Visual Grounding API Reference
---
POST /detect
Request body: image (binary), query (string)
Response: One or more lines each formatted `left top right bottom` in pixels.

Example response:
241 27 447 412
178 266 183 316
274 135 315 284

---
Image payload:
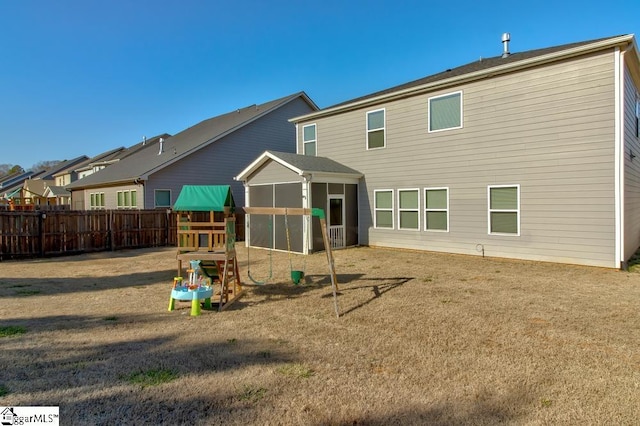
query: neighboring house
74 134 170 180
66 92 318 210
18 156 88 207
238 34 640 269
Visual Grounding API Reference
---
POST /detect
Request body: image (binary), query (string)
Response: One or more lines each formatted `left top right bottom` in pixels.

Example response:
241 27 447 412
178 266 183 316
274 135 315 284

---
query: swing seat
291 270 304 285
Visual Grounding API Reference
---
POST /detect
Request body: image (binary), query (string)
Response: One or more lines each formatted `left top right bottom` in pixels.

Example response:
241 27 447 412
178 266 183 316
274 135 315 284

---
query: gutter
290 35 635 123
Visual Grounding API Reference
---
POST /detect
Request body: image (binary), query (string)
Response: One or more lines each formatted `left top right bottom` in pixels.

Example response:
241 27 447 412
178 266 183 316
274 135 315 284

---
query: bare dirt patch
1 245 639 425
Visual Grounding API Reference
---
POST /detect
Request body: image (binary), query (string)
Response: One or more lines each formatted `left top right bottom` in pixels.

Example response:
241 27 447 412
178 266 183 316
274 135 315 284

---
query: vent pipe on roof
158 138 164 155
501 32 511 58
142 136 147 145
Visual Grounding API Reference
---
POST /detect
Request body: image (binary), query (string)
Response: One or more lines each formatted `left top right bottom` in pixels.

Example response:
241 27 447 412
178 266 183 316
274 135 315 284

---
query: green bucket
291 270 304 285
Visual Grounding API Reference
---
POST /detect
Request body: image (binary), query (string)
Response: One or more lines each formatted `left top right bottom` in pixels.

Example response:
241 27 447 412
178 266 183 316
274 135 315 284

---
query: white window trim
424 187 449 232
302 123 317 156
487 184 520 236
374 189 394 229
155 189 172 208
398 188 420 231
366 108 386 150
428 90 463 133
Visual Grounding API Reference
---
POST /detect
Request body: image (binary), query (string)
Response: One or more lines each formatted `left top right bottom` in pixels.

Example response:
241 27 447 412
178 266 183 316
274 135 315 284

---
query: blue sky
1 0 639 169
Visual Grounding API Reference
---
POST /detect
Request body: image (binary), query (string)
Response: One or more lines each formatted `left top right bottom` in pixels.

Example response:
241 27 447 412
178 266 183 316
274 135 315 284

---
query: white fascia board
290 35 635 123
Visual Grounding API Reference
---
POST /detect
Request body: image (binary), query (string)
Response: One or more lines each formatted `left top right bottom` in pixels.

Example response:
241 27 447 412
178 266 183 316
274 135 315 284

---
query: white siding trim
615 47 623 267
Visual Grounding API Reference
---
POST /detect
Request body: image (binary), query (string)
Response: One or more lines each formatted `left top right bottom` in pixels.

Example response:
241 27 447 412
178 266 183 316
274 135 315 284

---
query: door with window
329 196 345 249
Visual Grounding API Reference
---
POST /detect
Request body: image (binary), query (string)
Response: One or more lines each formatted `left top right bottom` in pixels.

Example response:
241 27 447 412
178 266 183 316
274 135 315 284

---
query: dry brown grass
1 245 639 425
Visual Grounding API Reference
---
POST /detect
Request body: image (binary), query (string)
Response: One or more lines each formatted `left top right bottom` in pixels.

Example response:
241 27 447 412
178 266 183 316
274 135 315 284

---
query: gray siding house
66 92 318 210
241 34 640 268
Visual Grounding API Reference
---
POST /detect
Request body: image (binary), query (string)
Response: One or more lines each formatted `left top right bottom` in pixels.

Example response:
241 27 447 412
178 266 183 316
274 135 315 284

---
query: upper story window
374 189 394 229
398 189 419 230
428 91 463 132
367 109 385 149
303 124 317 156
488 185 520 235
155 189 171 209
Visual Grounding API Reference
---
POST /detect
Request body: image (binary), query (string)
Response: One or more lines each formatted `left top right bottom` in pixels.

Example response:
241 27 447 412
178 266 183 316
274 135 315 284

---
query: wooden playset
168 185 244 314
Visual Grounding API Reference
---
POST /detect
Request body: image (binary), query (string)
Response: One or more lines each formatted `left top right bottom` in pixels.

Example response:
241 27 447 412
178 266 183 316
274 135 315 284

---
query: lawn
0 245 639 425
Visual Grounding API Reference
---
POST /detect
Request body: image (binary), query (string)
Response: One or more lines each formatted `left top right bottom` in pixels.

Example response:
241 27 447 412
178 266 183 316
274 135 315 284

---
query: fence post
39 211 46 256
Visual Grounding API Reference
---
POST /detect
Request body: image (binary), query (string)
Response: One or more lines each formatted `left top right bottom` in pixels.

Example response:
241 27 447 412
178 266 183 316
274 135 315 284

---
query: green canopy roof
172 185 235 212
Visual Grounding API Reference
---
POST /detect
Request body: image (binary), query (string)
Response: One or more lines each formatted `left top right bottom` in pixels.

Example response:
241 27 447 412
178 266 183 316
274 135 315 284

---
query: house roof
291 34 637 122
172 185 235 212
36 156 89 181
67 92 317 190
235 150 363 182
44 186 71 197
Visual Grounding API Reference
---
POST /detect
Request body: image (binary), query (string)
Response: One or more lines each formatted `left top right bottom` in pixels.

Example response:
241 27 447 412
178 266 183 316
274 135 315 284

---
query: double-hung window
155 189 171 209
303 124 317 156
635 96 640 137
117 190 137 209
398 189 419 230
425 187 448 231
367 109 385 149
428 91 462 132
90 192 105 210
488 185 520 235
374 190 394 229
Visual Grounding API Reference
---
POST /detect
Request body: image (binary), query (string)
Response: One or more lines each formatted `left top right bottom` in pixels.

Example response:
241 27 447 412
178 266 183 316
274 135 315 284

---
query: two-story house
236 34 640 269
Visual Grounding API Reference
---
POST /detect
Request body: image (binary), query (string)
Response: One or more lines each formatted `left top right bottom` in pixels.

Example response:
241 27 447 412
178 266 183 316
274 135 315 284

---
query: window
398 189 419 230
155 189 171 208
303 124 316 156
367 109 385 149
90 192 105 209
636 97 640 138
488 185 520 235
374 190 394 229
428 91 462 132
116 190 137 209
425 187 448 231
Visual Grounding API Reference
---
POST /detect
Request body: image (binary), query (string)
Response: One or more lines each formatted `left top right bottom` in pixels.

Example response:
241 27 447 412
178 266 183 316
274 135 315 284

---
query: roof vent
158 138 164 155
142 136 147 145
501 32 511 58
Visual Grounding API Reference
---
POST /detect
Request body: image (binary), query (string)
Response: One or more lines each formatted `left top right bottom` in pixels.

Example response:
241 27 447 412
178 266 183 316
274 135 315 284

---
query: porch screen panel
345 184 358 246
275 183 303 253
311 183 328 252
248 185 273 248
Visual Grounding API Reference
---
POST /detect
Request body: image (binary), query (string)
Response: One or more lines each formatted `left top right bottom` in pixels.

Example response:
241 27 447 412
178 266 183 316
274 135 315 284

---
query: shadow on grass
0 269 175 298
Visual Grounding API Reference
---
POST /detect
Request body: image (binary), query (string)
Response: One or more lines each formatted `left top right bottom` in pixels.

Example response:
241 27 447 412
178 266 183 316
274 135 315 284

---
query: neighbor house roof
43 186 71 197
67 92 317 190
235 150 363 182
291 34 637 122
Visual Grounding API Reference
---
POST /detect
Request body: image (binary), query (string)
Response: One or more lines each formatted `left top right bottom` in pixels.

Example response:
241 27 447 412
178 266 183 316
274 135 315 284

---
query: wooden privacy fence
0 210 245 260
